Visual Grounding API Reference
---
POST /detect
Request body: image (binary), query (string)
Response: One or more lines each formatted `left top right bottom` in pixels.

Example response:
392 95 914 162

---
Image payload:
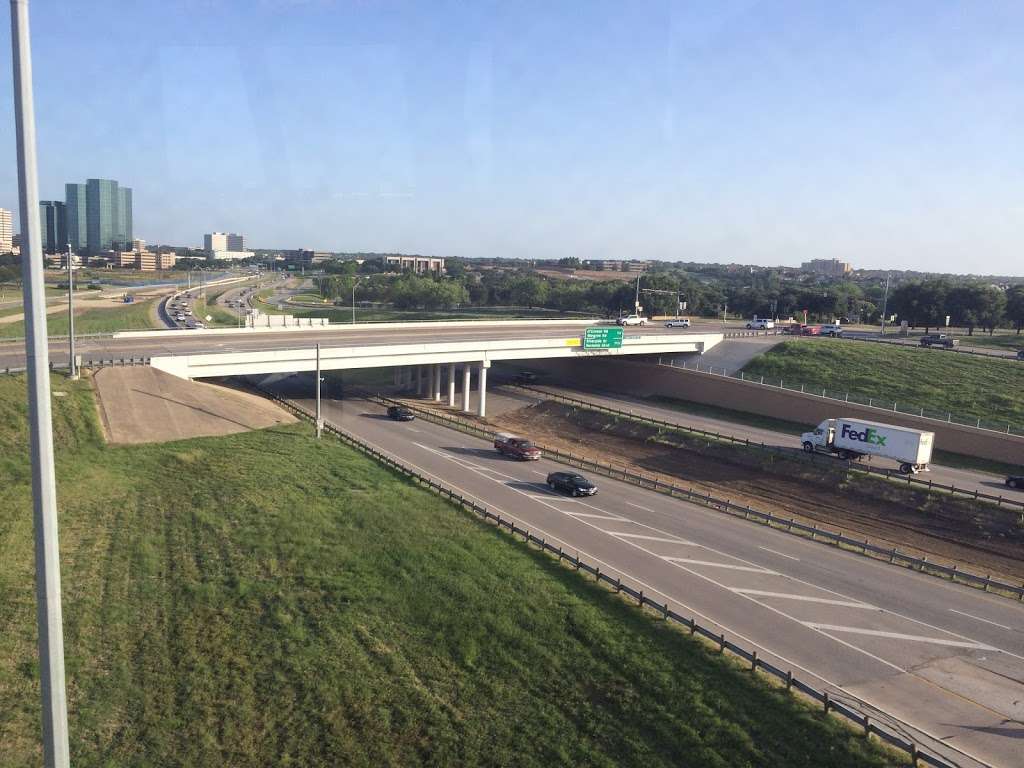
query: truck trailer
800 417 934 474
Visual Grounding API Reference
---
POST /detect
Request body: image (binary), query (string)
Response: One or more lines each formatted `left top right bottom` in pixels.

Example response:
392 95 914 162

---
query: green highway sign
583 327 624 349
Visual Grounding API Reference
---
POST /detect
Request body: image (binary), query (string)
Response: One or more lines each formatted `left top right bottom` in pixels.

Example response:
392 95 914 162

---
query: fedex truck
801 417 934 474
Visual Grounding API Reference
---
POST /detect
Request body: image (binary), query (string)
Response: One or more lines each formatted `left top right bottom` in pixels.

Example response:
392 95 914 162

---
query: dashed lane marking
606 532 697 545
757 546 800 561
803 624 997 650
564 511 628 522
625 502 656 513
948 609 1013 631
664 558 777 574
734 590 876 609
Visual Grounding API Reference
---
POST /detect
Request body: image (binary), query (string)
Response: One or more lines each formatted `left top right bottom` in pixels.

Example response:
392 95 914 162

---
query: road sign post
583 327 624 350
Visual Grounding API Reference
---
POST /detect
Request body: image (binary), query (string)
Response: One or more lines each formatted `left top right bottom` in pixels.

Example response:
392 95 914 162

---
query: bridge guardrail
254 383 955 768
370 390 1024 602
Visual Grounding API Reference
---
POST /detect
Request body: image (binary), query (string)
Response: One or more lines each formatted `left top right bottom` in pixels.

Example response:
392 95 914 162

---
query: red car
494 433 542 460
801 325 823 336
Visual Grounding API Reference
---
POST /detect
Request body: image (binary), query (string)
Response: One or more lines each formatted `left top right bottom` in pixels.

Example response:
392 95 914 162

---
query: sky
0 0 1021 274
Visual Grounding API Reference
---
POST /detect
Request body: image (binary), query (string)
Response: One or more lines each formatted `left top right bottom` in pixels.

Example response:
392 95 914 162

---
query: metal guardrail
1 357 151 376
376 389 1024 602
658 355 1024 438
839 331 1020 361
257 385 954 768
516 384 1024 514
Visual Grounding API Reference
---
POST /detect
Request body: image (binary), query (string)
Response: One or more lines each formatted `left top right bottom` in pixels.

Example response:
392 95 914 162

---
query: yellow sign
564 337 581 347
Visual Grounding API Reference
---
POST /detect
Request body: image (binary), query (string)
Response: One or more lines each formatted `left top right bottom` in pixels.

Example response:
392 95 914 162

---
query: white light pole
351 280 357 324
10 0 71 764
879 273 891 337
315 343 323 439
66 245 76 380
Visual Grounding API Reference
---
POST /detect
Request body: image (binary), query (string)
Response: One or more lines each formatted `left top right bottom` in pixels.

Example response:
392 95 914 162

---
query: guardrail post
750 650 757 671
984 576 991 592
718 634 726 653
863 715 870 735
785 670 792 691
689 618 696 635
637 589 644 606
823 692 830 714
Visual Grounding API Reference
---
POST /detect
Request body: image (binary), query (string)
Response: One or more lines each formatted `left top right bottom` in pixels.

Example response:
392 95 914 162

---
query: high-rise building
65 183 87 252
64 178 132 254
801 258 852 277
0 208 12 253
39 201 67 254
225 233 244 251
204 232 228 252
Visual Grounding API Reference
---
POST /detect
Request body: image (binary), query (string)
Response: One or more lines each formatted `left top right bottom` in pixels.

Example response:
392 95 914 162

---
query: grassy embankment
0 374 900 767
741 339 1024 431
0 297 161 338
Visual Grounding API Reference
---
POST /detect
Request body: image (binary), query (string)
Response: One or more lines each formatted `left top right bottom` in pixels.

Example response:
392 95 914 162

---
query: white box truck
801 417 934 474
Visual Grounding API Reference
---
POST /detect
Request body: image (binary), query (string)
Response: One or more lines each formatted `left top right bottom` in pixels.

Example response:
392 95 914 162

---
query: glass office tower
39 201 67 254
65 179 134 254
65 183 87 253
116 187 133 251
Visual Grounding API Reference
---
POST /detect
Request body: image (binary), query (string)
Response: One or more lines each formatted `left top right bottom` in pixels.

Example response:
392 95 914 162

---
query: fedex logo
840 423 887 446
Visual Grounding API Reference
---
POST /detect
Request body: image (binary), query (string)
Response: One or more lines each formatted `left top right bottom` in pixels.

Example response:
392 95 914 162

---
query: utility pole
633 274 641 313
315 343 323 439
351 280 357 324
66 245 76 380
10 1 71 765
641 287 686 320
879 273 891 337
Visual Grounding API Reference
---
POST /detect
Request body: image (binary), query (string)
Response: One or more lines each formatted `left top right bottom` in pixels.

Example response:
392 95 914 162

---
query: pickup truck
616 314 648 326
494 433 541 460
919 334 958 348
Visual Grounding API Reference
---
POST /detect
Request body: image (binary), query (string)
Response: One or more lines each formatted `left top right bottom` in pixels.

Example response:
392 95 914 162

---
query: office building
226 233 243 251
382 254 445 274
0 208 12 253
205 231 245 253
132 238 146 253
801 258 852 277
39 201 67 254
65 183 87 252
63 178 133 254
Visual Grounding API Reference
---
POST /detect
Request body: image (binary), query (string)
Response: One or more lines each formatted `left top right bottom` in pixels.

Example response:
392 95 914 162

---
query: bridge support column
432 364 442 401
426 364 434 398
478 361 489 418
416 366 424 396
447 364 456 407
462 365 471 412
393 368 401 387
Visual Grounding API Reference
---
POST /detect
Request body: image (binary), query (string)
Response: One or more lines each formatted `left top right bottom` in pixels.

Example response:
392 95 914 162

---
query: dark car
546 471 597 497
1007 475 1024 490
387 405 415 422
1016 350 1024 361
516 370 539 384
494 433 541 460
919 334 958 348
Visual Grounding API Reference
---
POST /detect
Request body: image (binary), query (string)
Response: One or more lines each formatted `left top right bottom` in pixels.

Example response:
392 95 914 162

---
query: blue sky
0 0 1021 273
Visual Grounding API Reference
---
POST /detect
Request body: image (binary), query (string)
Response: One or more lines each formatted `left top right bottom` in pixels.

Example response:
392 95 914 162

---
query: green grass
0 298 161 338
192 296 239 327
950 333 1024 351
0 374 901 768
741 340 1024 430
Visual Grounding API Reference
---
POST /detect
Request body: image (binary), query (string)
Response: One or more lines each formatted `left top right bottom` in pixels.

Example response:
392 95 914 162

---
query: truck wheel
802 442 814 453
837 449 850 460
899 463 913 475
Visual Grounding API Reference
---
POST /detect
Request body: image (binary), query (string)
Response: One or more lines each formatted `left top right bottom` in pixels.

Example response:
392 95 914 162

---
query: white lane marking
526 494 584 503
626 501 656 513
804 624 997 651
606 532 697 545
735 590 875 609
948 609 1013 631
757 546 800 561
407 428 422 433
664 558 777 574
531 470 547 477
564 511 628 522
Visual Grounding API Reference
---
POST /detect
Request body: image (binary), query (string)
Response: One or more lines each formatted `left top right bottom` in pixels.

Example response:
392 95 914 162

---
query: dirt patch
490 400 1024 582
93 367 295 444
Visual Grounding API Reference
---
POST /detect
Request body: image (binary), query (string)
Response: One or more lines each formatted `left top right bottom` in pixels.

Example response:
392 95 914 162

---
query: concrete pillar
416 366 424 396
478 362 488 418
433 364 442 401
447 364 456 407
393 367 401 387
462 364 471 412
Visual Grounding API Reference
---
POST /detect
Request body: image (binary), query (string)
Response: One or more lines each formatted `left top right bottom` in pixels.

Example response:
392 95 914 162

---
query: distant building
801 258 852 277
39 201 67 254
383 254 445 275
0 208 13 253
114 250 176 271
62 178 132 254
584 259 650 273
225 233 244 251
295 249 334 265
132 238 146 253
204 232 250 260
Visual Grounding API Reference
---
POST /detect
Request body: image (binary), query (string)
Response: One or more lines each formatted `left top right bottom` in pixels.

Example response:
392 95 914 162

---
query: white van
820 323 843 337
746 319 774 330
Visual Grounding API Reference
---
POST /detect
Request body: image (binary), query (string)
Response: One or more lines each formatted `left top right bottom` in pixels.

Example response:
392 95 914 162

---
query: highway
266 375 1024 768
486 380 1024 502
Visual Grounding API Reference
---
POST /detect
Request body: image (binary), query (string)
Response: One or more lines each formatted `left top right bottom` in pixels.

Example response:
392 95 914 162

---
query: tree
1006 285 1024 335
888 279 949 333
557 257 580 268
947 284 1005 336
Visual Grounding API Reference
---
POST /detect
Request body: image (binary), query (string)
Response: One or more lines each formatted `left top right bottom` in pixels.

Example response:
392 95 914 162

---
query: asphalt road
269 376 1023 768
842 331 1021 361
486 380 1024 502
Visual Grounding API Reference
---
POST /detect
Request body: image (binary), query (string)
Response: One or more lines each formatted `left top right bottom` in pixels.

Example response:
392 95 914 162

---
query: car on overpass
1007 475 1024 489
919 334 958 348
745 319 774 330
665 318 691 328
1016 349 1024 361
494 433 541 461
820 323 844 337
546 471 597 497
387 405 415 421
616 314 648 326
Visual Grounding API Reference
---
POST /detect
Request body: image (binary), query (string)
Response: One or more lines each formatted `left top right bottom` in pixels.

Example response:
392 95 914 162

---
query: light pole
66 245 76 380
879 273 891 336
10 0 71 764
351 280 357 324
641 287 687 320
315 343 323 439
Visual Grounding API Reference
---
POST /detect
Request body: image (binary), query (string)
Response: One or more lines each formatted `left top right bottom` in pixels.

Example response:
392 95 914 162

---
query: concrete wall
526 358 1024 465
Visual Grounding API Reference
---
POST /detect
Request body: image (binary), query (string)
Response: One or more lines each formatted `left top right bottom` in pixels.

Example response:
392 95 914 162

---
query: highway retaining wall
524 358 1024 466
